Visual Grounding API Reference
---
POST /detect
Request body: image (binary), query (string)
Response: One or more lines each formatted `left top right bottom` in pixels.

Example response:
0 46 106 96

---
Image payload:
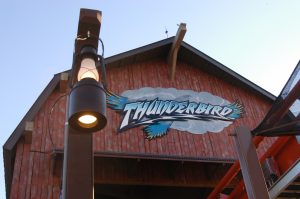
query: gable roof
3 37 275 198
105 37 275 101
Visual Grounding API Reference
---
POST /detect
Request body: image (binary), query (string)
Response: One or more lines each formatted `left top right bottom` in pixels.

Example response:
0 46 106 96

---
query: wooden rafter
24 121 34 144
168 23 187 80
59 72 69 93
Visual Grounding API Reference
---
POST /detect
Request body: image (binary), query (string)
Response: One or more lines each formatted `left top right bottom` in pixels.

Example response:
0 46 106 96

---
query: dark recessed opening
94 184 213 199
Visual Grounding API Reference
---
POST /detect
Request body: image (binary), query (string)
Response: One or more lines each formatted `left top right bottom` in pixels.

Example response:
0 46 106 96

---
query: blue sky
1 1 300 197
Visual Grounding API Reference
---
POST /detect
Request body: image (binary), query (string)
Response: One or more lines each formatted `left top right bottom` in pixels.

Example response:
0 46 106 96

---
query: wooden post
233 126 270 199
59 73 69 93
62 94 94 199
62 9 102 199
64 127 94 199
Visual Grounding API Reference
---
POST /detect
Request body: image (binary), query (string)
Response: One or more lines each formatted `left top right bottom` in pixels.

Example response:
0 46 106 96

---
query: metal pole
233 126 270 199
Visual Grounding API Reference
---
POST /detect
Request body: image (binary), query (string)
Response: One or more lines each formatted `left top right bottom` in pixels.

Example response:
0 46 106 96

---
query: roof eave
180 42 275 101
3 37 277 198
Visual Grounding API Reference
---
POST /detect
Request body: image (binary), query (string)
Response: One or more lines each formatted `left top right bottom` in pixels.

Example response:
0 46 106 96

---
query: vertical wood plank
10 140 24 199
9 58 278 199
18 142 30 199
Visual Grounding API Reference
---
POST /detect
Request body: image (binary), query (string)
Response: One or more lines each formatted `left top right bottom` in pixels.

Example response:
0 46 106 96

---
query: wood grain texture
93 58 275 158
10 94 63 199
10 58 275 198
93 157 233 188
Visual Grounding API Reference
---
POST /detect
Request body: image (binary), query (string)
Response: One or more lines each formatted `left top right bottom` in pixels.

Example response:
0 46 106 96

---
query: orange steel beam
227 136 291 198
228 180 244 199
207 161 240 199
207 136 264 199
211 69 300 198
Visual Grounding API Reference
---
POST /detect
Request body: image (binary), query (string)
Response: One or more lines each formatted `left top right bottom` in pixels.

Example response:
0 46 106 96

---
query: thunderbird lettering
107 88 244 139
120 98 239 130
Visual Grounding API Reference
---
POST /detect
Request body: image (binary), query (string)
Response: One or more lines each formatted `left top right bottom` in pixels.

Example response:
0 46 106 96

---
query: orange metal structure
209 135 300 198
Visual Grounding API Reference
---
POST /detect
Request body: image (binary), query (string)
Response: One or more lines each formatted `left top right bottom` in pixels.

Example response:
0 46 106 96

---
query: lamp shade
68 78 107 133
77 57 99 81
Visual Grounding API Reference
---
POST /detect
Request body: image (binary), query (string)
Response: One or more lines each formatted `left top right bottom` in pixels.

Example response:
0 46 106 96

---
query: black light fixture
68 42 107 133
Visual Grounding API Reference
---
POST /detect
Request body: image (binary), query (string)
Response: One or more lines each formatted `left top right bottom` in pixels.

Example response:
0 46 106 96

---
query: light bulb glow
77 58 99 81
78 114 97 125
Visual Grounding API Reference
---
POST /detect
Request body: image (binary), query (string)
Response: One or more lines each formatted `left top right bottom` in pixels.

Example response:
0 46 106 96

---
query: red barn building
3 15 300 199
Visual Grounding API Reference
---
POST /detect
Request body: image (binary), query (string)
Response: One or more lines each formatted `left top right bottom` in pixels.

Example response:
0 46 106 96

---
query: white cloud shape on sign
121 87 233 134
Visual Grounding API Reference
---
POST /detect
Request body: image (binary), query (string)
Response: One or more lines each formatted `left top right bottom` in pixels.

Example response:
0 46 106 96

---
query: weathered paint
10 58 275 198
95 59 275 158
10 92 63 199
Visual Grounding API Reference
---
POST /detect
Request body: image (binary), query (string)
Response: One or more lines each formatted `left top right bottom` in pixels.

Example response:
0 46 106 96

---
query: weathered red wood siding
10 91 64 199
96 58 275 158
10 58 275 198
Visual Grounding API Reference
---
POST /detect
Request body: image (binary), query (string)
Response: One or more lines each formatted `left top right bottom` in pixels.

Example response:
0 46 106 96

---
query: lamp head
68 78 107 133
68 9 107 133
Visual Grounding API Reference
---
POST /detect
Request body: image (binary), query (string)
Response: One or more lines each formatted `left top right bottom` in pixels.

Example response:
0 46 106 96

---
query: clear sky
1 1 300 197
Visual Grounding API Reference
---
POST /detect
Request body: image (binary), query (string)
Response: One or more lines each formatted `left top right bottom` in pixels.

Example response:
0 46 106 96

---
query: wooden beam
59 72 69 93
93 158 234 188
168 23 187 80
24 121 33 144
55 153 235 188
